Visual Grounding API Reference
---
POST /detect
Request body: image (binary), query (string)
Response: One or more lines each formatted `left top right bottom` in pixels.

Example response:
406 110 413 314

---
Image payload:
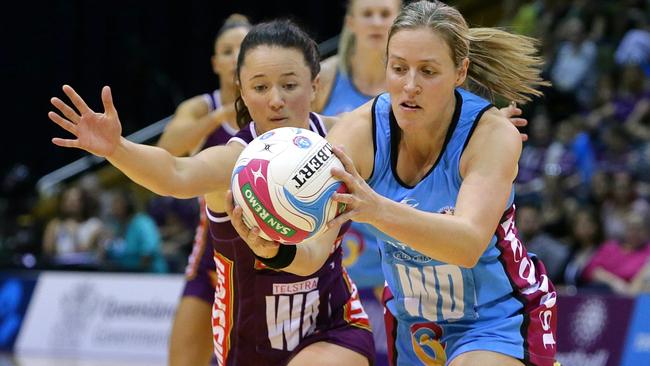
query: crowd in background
505 0 650 295
1 0 649 294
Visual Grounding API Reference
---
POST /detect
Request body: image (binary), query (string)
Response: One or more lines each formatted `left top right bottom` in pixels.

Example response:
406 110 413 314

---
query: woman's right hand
214 103 237 126
49 85 122 158
224 190 281 259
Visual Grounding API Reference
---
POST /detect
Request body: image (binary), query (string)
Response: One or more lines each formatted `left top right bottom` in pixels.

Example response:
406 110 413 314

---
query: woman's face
386 27 467 131
212 27 249 87
347 0 400 50
238 46 317 132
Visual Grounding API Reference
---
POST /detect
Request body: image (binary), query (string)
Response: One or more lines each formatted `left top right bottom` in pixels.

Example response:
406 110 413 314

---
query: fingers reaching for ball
328 145 384 228
225 190 280 258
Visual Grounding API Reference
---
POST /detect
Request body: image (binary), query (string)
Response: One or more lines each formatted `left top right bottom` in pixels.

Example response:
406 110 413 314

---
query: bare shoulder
471 108 522 149
461 107 522 177
175 94 210 116
314 55 340 113
320 55 339 78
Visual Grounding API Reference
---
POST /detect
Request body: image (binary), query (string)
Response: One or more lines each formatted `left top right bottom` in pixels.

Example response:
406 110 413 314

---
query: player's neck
220 85 237 105
400 99 456 164
349 47 385 95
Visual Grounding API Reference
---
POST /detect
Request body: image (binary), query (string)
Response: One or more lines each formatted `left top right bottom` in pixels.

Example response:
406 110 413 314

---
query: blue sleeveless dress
365 90 558 366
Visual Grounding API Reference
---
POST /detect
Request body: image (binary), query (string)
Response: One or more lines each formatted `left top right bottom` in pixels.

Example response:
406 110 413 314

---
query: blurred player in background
159 14 251 366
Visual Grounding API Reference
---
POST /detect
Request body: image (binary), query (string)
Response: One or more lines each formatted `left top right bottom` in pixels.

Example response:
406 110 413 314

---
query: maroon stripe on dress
495 205 558 366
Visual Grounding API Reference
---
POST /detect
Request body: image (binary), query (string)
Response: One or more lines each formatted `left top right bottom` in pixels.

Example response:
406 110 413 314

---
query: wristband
255 243 297 269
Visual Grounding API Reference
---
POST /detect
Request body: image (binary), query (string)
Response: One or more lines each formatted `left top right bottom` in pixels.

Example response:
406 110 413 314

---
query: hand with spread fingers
328 145 384 229
48 85 122 157
224 190 280 259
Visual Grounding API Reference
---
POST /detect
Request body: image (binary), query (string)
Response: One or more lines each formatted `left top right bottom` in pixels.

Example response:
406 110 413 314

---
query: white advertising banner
14 271 185 361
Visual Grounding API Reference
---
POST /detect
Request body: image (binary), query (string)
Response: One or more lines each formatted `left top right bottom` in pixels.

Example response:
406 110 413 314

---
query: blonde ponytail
466 28 549 103
389 0 549 104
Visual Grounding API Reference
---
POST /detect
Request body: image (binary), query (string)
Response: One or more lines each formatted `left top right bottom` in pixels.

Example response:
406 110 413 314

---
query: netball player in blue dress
228 1 558 365
48 20 374 366
158 14 250 366
314 4 527 363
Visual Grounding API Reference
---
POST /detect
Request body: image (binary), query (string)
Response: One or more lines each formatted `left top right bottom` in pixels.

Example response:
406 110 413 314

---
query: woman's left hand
328 145 383 228
224 190 281 258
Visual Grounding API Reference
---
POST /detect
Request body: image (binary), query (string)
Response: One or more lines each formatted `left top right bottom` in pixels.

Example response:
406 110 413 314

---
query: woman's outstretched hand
49 85 122 157
328 145 382 229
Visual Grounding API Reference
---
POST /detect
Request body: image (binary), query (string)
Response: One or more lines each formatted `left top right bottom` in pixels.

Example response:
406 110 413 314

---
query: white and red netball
231 127 347 244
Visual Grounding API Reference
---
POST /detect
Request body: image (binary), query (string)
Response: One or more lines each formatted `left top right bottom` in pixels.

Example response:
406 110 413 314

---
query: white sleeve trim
312 113 327 134
227 137 248 147
205 205 231 223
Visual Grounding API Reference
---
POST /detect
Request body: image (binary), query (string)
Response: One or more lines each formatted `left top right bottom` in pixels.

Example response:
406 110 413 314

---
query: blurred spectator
612 65 649 123
78 172 113 221
544 117 584 192
624 97 650 142
42 185 105 266
586 170 612 212
517 203 570 283
582 211 650 295
516 110 553 203
587 65 649 133
539 175 573 239
548 17 597 114
628 260 650 295
102 189 168 273
630 142 650 197
563 207 603 286
614 7 650 68
600 171 649 241
596 124 633 173
146 196 199 271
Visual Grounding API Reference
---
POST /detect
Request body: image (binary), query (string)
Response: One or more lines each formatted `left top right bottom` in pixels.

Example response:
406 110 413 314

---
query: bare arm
48 85 237 198
329 109 521 268
626 260 650 295
224 191 340 276
591 267 632 295
158 96 235 156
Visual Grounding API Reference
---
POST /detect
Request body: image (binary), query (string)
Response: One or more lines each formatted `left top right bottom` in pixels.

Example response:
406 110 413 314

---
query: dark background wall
1 0 353 181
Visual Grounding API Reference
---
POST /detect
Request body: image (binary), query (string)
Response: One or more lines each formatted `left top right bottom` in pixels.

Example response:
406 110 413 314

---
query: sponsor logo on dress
272 278 319 295
392 250 432 264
